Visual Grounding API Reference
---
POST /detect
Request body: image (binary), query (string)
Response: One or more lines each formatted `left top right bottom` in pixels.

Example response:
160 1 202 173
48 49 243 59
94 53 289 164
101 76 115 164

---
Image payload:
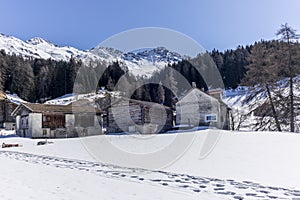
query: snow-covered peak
91 46 123 58
26 37 55 47
89 46 123 61
0 33 108 63
122 47 182 64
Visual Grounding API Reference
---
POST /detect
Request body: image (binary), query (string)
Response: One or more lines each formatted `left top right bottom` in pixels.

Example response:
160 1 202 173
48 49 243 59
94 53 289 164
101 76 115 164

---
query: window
42 129 48 136
205 114 217 122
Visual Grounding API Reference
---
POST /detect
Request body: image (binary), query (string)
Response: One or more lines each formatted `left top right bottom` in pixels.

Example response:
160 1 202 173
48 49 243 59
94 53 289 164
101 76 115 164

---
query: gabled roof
104 97 172 111
23 103 73 113
177 87 218 103
12 103 101 116
177 87 231 109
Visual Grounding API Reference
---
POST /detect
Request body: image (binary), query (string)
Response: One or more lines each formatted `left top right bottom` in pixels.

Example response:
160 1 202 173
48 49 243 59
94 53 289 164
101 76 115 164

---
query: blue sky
1 0 300 51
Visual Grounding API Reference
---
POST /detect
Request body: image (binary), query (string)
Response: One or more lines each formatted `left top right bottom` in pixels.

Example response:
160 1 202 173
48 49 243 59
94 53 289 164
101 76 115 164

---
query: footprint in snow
1 150 300 200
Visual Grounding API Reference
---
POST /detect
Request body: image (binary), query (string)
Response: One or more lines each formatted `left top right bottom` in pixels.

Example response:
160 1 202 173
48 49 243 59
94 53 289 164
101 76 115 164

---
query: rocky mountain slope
0 33 182 77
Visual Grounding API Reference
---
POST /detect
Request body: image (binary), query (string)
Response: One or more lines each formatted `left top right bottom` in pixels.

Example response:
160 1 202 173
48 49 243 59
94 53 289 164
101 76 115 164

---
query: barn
102 97 173 134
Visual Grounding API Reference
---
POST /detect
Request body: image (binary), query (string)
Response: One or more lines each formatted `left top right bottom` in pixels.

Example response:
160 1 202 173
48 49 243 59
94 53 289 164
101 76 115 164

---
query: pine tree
9 59 35 101
33 59 56 102
0 50 7 92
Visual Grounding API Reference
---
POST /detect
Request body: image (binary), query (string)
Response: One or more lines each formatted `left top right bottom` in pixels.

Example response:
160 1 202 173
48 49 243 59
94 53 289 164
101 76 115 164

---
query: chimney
192 82 196 88
207 88 223 101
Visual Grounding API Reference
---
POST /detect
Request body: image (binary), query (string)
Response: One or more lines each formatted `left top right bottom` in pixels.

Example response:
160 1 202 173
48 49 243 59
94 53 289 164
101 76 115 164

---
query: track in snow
0 150 299 200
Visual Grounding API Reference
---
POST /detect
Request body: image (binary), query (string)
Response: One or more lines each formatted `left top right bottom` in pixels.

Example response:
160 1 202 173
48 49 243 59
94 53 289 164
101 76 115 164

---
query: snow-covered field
1 130 300 199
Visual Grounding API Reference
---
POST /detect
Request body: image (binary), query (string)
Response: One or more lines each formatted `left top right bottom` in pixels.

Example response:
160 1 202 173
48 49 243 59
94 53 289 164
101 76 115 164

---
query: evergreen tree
0 50 7 92
33 59 55 102
8 59 35 101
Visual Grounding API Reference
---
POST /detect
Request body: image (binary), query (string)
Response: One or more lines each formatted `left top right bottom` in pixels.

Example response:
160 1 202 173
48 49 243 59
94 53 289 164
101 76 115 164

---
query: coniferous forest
0 45 251 102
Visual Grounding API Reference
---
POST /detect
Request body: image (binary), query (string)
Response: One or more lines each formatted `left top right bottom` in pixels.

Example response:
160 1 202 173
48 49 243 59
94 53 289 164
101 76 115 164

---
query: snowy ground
0 130 300 199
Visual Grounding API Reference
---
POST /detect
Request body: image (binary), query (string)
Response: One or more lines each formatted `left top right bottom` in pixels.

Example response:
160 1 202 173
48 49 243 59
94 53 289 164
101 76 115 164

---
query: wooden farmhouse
0 92 18 130
176 87 230 129
12 103 102 138
100 97 173 134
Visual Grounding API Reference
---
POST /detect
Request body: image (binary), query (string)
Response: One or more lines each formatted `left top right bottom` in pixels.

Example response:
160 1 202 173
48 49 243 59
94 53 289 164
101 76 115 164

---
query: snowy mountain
0 33 183 77
122 47 182 64
0 33 103 63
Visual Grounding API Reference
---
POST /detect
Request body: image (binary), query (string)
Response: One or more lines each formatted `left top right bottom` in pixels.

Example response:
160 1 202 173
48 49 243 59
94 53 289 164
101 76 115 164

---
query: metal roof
12 102 101 116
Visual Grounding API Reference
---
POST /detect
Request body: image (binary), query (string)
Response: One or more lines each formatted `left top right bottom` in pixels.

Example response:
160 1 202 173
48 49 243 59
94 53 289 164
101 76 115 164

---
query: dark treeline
210 45 252 89
0 40 291 104
0 49 221 104
0 49 82 102
129 59 208 107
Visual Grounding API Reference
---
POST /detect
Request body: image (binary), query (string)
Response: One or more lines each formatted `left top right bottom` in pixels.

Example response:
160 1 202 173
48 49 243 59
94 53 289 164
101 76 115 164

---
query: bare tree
242 41 282 131
276 23 300 132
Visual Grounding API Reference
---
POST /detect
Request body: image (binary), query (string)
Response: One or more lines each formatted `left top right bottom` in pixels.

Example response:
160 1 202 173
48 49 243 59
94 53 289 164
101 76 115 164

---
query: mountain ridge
0 33 183 77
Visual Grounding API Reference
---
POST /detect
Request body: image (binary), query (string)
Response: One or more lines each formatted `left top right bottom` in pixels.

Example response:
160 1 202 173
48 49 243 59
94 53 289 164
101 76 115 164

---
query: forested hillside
0 50 82 102
0 46 250 102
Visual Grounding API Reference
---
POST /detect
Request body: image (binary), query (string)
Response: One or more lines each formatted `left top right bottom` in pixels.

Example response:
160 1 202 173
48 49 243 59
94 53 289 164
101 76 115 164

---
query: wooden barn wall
107 102 142 133
107 100 173 134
